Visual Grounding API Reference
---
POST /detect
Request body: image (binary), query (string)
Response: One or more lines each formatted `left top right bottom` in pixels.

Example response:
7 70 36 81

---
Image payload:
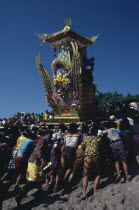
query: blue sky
0 0 139 118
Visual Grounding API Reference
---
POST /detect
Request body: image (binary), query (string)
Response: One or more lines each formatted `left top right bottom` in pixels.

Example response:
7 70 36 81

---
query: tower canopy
36 19 98 48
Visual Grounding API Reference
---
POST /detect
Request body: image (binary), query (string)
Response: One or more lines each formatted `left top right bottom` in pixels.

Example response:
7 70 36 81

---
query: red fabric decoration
62 109 70 114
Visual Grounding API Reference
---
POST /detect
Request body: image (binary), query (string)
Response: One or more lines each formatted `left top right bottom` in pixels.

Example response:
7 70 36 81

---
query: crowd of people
0 110 54 128
0 102 139 208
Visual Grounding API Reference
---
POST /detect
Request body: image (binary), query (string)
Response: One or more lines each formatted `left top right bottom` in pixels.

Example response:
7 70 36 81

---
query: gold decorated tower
36 19 98 122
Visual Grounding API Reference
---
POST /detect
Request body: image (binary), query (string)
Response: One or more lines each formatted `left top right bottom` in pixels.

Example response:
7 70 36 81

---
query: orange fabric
114 120 121 129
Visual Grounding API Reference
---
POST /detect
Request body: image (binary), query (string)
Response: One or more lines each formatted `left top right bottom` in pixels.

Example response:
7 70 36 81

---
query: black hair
23 130 36 140
105 121 117 129
68 123 78 133
90 127 98 136
38 130 47 136
59 124 67 132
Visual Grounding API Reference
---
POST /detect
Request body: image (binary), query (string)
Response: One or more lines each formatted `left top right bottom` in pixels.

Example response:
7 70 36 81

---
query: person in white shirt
103 122 129 182
55 123 81 191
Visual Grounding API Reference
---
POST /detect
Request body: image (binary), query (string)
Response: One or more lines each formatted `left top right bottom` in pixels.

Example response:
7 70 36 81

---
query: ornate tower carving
36 19 98 122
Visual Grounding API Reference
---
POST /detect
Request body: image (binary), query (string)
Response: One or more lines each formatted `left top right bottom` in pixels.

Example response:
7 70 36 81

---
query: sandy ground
2 172 139 210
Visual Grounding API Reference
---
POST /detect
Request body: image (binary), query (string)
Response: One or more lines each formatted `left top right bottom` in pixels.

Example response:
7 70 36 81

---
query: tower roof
36 20 98 47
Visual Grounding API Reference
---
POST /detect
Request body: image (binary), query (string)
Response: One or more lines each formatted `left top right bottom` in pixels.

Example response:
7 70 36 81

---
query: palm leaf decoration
36 54 64 106
70 42 81 98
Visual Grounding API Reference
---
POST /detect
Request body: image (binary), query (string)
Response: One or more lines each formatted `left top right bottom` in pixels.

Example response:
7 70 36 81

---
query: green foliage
124 93 139 102
97 91 139 108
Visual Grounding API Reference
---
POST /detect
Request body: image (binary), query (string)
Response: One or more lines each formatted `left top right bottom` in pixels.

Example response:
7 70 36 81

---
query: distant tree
124 93 139 102
134 94 139 101
97 91 124 108
124 93 134 102
97 91 139 109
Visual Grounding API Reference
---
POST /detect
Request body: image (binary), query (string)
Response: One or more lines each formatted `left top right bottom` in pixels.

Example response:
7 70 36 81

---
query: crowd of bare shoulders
0 102 139 208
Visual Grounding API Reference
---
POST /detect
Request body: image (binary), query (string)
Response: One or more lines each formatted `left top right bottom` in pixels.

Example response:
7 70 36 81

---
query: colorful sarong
132 134 139 156
111 139 127 162
26 162 41 182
